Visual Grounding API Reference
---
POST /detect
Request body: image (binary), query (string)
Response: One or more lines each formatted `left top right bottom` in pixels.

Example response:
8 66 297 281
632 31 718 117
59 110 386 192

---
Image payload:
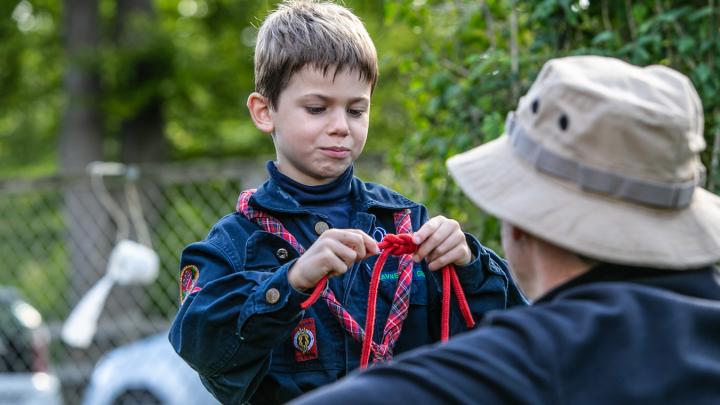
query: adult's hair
254 0 379 109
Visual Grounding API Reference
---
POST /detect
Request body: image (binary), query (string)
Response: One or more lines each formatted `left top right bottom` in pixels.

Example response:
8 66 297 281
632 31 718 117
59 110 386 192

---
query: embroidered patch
179 265 201 303
292 318 318 362
372 226 387 243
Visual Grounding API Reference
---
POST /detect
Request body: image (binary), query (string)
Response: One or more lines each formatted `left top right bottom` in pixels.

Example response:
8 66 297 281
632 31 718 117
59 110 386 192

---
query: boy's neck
267 161 353 205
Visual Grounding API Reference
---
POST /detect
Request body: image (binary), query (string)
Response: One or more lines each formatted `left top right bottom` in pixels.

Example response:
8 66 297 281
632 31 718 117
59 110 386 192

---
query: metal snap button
265 288 280 304
314 221 330 235
276 248 289 260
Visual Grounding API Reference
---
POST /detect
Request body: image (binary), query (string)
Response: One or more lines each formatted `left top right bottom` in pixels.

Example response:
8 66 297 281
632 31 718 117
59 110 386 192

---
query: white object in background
106 240 159 286
86 161 127 177
61 276 114 349
62 240 160 349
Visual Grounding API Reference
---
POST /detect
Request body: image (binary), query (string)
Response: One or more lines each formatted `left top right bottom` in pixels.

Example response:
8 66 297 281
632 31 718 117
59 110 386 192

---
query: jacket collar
536 263 719 304
248 172 418 214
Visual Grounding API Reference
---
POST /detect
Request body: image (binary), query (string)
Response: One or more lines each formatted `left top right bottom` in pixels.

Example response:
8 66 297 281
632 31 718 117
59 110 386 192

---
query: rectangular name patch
292 317 318 362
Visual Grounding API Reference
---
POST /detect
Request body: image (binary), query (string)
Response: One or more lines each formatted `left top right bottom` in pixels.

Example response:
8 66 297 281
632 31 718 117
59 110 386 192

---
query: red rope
439 267 476 341
441 266 451 342
450 267 475 331
300 277 326 310
360 234 416 368
299 233 476 365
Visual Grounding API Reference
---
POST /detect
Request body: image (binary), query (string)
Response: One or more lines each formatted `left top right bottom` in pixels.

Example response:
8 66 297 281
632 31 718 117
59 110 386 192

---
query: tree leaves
386 0 720 252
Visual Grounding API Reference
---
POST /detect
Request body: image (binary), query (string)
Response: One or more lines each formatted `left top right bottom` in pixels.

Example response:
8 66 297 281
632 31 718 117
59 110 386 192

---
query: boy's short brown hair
254 0 378 109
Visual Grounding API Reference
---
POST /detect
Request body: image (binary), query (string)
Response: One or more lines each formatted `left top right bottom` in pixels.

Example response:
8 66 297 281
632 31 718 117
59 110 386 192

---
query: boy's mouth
320 146 351 159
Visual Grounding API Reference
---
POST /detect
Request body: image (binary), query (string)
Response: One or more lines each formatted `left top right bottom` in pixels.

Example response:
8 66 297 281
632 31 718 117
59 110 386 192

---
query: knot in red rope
299 233 476 369
377 233 417 255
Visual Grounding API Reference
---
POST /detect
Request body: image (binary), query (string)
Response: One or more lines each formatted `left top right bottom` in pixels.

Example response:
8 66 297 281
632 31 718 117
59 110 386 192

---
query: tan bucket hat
447 55 720 269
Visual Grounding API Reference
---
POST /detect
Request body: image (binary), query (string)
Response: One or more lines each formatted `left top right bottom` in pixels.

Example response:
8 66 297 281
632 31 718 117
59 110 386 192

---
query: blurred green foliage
385 0 720 253
0 189 68 315
0 0 409 175
1 0 718 254
0 0 62 177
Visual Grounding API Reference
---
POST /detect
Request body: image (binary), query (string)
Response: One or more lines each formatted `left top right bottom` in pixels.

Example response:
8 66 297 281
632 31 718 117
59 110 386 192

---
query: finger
427 244 469 271
324 252 351 277
413 217 454 262
325 238 360 268
426 231 467 263
335 230 367 259
411 217 443 262
329 229 379 259
352 229 380 257
411 216 443 246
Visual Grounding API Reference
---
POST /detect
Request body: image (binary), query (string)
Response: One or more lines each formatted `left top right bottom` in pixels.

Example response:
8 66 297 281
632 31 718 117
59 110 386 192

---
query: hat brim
447 135 720 269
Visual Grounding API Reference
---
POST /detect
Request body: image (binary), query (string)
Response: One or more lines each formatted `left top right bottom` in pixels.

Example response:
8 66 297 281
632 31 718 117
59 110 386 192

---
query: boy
169 1 524 404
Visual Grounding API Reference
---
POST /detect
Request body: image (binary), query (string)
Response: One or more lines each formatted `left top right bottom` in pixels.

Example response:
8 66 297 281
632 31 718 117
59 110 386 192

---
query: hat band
506 112 697 209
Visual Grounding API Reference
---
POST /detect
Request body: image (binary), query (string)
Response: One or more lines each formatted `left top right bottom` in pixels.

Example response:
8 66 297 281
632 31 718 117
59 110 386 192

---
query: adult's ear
247 92 274 133
511 224 527 241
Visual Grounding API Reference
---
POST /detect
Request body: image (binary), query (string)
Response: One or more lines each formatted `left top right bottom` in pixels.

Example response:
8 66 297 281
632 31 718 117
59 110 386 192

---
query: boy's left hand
411 215 472 271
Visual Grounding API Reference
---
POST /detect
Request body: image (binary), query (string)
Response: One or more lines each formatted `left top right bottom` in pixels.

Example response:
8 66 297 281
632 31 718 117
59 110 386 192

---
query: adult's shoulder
484 284 635 337
479 283 655 373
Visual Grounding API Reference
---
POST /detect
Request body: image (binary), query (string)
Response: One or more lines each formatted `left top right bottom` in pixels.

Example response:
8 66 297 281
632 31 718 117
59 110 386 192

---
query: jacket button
314 221 330 235
265 288 280 304
276 248 289 260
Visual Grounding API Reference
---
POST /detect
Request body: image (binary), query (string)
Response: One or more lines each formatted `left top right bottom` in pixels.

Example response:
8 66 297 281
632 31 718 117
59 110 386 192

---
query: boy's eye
348 109 365 118
305 106 325 114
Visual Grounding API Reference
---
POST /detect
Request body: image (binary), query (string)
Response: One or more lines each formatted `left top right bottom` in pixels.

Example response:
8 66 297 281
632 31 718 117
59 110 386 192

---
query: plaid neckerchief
236 189 305 254
236 189 413 365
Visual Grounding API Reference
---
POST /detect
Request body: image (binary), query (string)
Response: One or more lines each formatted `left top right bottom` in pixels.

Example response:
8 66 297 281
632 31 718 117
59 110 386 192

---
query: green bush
386 0 720 254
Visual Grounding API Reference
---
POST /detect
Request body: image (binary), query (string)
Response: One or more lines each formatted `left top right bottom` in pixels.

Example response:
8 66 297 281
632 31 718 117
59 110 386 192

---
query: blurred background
1 0 718 403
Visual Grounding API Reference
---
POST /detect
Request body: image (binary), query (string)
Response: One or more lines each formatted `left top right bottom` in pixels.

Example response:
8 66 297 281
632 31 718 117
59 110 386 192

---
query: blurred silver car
0 287 62 405
81 332 218 405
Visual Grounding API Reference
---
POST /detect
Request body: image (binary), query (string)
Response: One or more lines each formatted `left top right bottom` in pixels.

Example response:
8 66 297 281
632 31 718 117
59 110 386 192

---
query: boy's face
259 66 371 186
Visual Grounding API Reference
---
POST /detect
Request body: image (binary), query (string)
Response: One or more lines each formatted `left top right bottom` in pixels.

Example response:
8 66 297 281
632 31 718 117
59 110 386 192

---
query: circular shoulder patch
179 265 200 303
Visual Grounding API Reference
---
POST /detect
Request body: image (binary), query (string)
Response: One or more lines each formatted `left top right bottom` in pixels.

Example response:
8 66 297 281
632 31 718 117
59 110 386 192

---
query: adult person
291 55 720 404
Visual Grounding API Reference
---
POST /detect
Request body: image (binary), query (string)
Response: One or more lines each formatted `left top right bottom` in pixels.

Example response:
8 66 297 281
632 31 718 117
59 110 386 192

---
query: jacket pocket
242 231 300 271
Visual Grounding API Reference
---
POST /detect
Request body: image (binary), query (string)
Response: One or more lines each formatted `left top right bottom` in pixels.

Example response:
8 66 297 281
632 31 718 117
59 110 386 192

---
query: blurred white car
0 287 62 405
82 332 218 405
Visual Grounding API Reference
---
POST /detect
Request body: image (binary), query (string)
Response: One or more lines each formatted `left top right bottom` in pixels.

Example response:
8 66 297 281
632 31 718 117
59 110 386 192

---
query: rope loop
299 233 476 368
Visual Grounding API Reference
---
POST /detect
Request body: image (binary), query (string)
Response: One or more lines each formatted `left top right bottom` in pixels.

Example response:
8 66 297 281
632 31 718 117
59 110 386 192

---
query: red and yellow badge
179 265 201 303
292 318 318 362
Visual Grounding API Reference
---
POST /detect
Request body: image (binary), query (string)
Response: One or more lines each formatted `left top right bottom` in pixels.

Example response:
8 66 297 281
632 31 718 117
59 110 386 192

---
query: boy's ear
247 92 274 133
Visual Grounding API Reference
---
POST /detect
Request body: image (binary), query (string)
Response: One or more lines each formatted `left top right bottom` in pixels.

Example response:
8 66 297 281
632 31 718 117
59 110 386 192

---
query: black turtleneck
267 161 353 229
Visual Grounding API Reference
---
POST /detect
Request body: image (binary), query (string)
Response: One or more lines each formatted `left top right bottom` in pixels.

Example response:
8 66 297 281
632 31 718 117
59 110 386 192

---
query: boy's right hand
288 229 379 291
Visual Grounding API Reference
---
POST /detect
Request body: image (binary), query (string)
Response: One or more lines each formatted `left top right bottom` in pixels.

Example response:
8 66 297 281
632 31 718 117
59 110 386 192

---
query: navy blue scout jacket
292 265 720 405
169 174 525 404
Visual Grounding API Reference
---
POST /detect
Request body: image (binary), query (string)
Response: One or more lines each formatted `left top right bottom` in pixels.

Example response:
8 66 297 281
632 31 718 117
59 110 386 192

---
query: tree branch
625 0 637 40
601 0 612 32
481 1 496 49
510 0 519 100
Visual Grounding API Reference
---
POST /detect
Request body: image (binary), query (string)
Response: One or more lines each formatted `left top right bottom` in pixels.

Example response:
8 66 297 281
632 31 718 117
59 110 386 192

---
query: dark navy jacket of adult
168 169 525 404
292 265 720 405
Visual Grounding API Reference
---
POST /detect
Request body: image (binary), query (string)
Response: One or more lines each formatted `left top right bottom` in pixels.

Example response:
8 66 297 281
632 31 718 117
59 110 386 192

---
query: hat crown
515 56 705 186
447 55 720 269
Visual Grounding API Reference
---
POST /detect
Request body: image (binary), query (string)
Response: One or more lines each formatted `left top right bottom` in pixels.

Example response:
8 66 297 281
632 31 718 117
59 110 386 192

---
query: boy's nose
327 108 350 136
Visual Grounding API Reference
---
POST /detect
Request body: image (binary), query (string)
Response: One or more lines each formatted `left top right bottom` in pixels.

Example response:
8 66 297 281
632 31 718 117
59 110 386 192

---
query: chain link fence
0 156 392 405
